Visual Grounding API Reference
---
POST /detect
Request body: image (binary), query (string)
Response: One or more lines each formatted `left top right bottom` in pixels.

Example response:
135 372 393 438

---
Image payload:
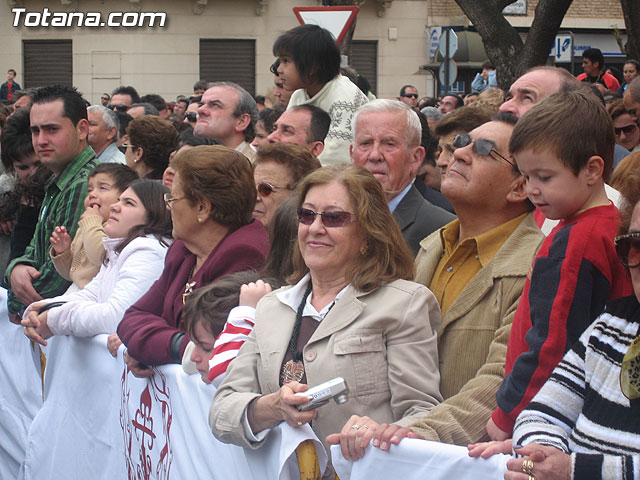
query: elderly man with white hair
350 99 455 254
86 105 125 164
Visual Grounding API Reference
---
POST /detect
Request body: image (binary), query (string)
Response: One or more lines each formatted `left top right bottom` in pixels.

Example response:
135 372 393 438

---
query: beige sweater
50 214 107 288
410 213 544 445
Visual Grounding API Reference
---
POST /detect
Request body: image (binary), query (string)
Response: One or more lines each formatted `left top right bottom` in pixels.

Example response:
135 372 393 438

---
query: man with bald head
499 66 578 117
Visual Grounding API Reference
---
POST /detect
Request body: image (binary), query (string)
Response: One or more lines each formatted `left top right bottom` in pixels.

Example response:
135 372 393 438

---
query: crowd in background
1 24 640 480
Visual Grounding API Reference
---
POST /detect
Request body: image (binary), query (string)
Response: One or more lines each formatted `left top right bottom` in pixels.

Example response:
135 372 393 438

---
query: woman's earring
360 245 368 255
197 216 203 224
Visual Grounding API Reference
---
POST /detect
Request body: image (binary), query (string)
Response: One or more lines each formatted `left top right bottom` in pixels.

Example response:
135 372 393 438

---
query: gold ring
352 424 360 430
528 476 535 480
522 459 534 475
297 421 302 426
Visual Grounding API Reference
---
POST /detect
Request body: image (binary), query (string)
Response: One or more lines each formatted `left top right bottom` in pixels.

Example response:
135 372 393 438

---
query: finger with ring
522 459 534 475
352 424 360 430
528 476 534 480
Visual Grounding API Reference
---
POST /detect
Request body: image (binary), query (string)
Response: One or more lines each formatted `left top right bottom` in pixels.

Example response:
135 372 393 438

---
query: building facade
0 0 629 103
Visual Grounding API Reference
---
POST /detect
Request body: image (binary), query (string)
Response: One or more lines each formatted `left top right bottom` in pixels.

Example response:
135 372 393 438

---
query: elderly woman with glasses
123 115 177 180
211 164 442 478
252 142 321 229
117 145 269 376
468 176 640 479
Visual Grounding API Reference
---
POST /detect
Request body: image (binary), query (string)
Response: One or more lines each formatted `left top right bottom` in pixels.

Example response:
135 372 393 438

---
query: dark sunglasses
615 124 638 136
615 232 640 268
297 207 355 227
185 112 198 122
453 133 516 168
402 93 418 99
101 96 110 101
108 104 129 112
257 181 290 197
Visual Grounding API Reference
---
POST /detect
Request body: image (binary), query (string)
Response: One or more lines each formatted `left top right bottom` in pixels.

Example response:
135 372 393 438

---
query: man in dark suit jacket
351 99 455 254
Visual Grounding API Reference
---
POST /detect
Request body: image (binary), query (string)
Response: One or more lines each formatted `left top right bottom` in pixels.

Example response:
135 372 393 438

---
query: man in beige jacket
371 113 544 447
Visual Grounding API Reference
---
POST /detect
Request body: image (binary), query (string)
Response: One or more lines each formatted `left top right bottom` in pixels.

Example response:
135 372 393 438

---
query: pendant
621 336 640 400
281 359 305 385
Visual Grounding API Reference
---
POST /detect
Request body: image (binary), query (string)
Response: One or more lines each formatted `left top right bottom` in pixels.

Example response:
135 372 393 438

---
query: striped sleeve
208 305 256 386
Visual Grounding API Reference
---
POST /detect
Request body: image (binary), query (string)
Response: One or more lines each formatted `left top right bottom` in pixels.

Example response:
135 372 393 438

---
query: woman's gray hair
87 104 118 130
352 99 422 148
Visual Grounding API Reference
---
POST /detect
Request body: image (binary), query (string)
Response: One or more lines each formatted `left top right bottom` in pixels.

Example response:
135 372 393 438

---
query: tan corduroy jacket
50 215 107 289
410 212 544 445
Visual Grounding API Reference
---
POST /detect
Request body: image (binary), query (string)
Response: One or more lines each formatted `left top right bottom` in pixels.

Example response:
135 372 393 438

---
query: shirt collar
276 273 350 322
387 183 413 213
439 212 528 267
48 146 96 192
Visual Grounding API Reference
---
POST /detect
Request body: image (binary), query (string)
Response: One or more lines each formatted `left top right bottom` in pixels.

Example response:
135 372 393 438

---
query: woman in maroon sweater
117 146 269 375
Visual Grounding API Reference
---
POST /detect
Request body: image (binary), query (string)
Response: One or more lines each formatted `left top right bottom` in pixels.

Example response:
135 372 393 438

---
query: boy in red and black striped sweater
487 89 633 439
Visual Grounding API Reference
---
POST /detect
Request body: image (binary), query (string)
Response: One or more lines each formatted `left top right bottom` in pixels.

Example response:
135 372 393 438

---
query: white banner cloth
0 288 43 479
331 439 509 480
19 332 325 479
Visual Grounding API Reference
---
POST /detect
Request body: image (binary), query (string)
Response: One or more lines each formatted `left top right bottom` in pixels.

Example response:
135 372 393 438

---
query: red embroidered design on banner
120 360 173 480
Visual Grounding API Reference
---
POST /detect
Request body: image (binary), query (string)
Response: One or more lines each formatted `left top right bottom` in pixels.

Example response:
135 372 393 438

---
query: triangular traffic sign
292 6 359 44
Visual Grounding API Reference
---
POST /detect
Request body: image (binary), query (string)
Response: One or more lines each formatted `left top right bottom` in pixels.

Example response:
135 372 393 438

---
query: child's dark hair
1 107 33 171
88 163 139 193
510 89 614 180
272 24 341 85
183 270 277 342
114 179 173 255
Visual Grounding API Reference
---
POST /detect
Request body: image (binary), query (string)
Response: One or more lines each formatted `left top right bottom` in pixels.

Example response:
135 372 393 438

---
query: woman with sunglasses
608 99 640 153
468 176 640 479
117 145 269 377
123 115 177 180
252 142 321 229
211 165 442 478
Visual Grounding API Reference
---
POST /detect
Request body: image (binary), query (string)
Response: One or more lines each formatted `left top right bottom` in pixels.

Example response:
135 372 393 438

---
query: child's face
103 186 147 239
13 153 41 182
515 148 592 220
277 56 304 92
84 173 121 222
189 322 216 383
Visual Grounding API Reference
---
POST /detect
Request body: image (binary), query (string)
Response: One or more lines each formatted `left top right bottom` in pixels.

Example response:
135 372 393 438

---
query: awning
421 30 489 70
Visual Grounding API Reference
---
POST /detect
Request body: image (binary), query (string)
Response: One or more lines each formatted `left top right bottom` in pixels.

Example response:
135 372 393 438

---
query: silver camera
295 377 349 411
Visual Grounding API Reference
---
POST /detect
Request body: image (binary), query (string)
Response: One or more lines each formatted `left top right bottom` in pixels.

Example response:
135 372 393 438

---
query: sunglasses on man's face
297 207 355 227
108 104 129 112
185 112 198 122
615 232 640 268
615 124 638 136
452 133 516 168
402 93 418 99
101 96 110 101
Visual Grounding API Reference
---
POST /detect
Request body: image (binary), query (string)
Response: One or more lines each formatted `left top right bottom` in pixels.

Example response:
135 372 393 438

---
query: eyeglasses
615 124 638 136
453 133 516 168
297 207 355 227
185 112 197 122
402 93 418 99
164 193 186 209
101 96 110 101
118 143 136 154
108 104 129 112
615 232 640 268
257 181 291 197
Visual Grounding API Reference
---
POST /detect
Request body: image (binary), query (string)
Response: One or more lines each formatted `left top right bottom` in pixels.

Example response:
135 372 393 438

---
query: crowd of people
1 23 640 479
